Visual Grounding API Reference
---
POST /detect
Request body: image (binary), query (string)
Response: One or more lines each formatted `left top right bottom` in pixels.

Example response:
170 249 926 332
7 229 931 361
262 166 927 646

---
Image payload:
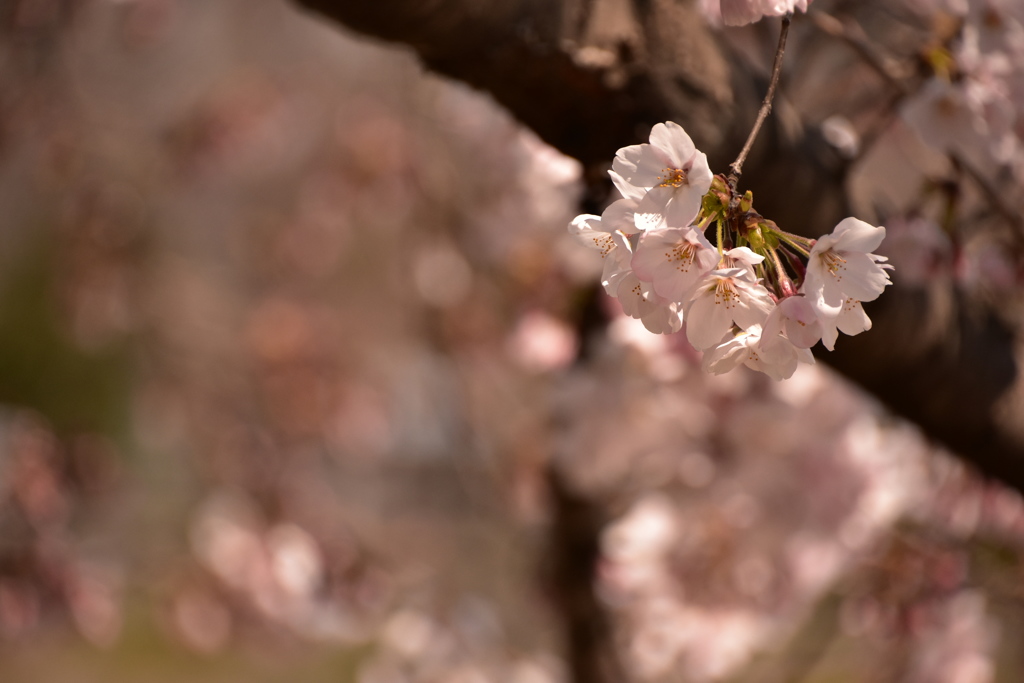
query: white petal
832 217 887 253
641 302 684 334
602 198 641 235
686 287 734 350
701 331 752 374
778 296 822 348
649 122 696 169
634 185 675 231
613 144 672 188
829 251 892 302
662 186 704 229
568 213 602 237
836 298 872 336
686 151 714 192
608 170 646 202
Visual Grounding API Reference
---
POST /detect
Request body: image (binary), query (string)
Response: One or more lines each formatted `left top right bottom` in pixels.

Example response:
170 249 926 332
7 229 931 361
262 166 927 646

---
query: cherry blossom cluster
570 122 892 380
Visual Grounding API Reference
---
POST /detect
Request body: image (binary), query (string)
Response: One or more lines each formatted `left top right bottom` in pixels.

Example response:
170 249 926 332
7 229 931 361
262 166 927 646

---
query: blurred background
2 0 1024 681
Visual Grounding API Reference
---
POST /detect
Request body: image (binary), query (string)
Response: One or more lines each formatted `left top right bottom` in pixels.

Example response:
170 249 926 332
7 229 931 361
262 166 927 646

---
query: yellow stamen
658 167 689 188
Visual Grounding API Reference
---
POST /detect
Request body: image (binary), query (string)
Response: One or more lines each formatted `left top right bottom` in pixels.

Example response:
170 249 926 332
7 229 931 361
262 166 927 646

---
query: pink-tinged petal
662 188 704 229
778 296 822 348
722 246 765 272
615 273 649 318
608 170 646 202
827 251 892 302
686 288 734 349
659 243 718 301
686 152 714 190
816 306 841 351
632 228 717 301
602 198 641 235
630 230 675 281
601 252 632 295
832 217 887 253
731 285 774 330
804 256 854 310
836 298 872 336
613 144 672 188
641 303 684 334
634 185 675 231
755 338 802 380
649 122 696 168
701 330 753 374
568 214 602 237
569 214 620 256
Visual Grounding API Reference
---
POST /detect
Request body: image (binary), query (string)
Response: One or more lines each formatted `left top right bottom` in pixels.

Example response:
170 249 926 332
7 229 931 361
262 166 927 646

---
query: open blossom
685 267 775 350
802 217 892 351
701 323 811 380
617 271 685 334
612 122 713 231
631 226 718 302
765 295 821 349
569 194 644 296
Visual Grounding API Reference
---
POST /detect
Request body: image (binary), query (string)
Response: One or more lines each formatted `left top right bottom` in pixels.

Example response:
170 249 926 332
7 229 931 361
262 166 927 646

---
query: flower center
658 167 689 188
591 233 616 257
666 242 699 271
820 250 847 277
713 277 740 309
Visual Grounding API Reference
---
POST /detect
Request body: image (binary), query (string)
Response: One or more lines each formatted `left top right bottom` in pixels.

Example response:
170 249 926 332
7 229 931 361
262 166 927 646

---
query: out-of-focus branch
545 466 624 683
288 1 1024 493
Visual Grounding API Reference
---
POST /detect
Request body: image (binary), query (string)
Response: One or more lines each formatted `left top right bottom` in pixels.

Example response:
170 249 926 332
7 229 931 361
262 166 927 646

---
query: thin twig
727 14 792 191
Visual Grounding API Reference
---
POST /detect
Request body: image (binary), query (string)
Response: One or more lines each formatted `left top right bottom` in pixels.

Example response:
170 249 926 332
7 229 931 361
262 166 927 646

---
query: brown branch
728 14 791 191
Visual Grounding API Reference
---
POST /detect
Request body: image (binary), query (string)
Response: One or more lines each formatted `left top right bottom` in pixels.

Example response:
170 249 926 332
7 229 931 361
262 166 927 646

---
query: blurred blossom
957 238 1019 293
383 609 438 660
170 587 232 653
0 580 41 638
878 215 953 286
507 311 577 373
190 491 266 592
907 591 998 683
413 243 473 308
67 563 123 647
821 115 860 158
267 523 324 599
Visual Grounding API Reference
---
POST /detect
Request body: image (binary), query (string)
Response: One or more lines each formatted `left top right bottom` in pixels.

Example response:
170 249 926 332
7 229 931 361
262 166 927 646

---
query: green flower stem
774 231 812 257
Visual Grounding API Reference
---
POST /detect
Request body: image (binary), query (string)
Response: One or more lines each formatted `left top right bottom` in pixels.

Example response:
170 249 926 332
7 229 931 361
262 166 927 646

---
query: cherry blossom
617 271 685 334
630 226 719 302
612 122 713 230
569 202 641 296
701 323 810 380
802 218 891 350
685 267 775 350
765 295 822 349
